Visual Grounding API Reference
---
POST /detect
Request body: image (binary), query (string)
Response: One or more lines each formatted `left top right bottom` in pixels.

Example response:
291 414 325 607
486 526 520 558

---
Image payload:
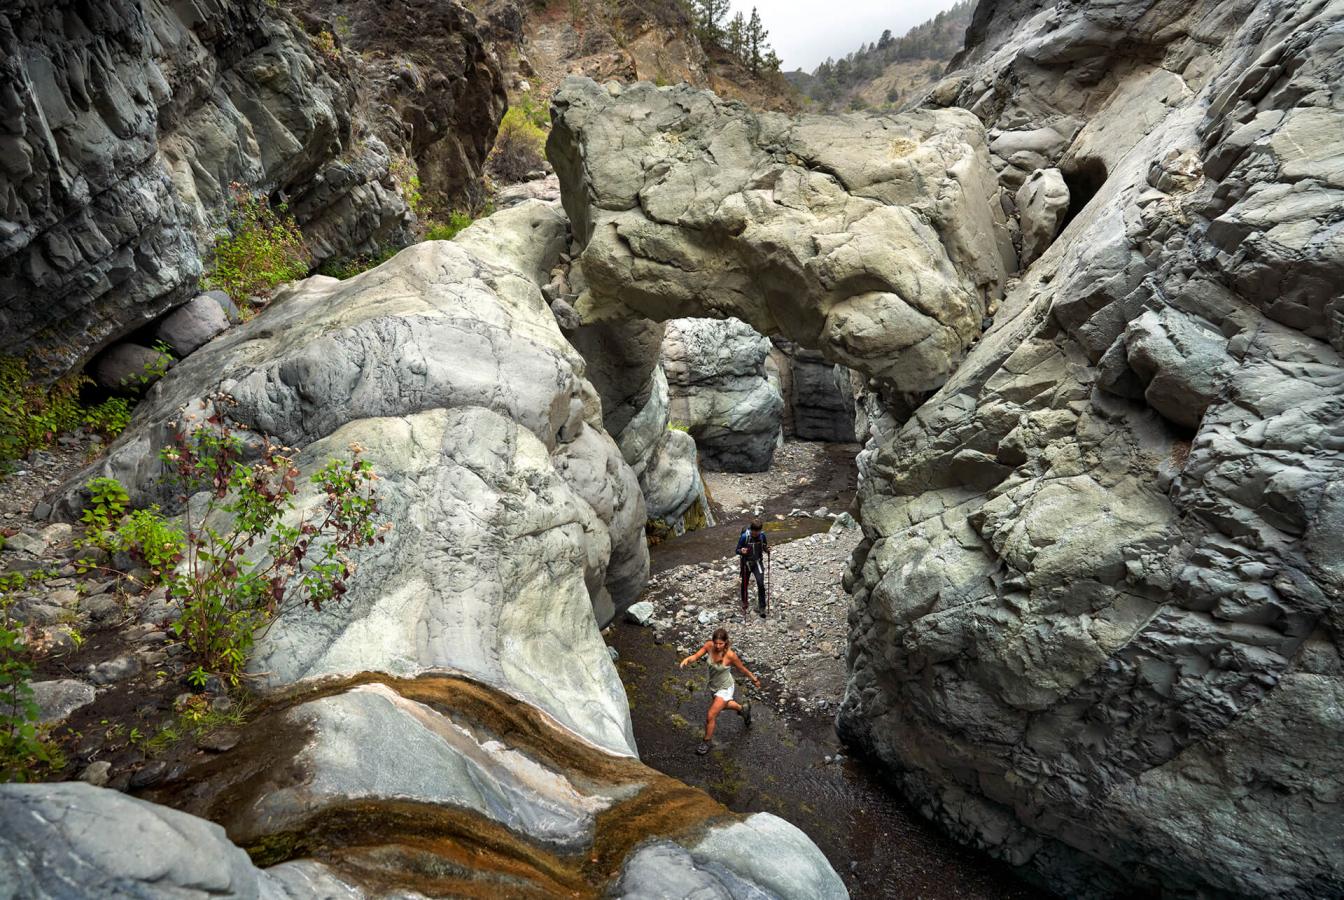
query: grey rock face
568 317 715 534
33 201 839 897
662 318 784 472
29 679 95 724
59 204 647 751
839 1 1344 896
0 782 360 899
0 0 504 377
549 77 1011 398
786 346 857 442
89 343 172 393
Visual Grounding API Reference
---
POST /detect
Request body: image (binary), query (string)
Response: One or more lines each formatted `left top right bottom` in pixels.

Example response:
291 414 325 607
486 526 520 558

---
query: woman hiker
679 627 762 755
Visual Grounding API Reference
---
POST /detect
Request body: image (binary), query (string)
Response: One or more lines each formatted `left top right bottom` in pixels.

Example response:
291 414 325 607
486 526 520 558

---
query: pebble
199 729 241 753
129 760 170 789
79 760 112 787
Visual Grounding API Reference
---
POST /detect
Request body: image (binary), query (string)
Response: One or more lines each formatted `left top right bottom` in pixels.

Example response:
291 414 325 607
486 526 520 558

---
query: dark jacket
737 529 768 564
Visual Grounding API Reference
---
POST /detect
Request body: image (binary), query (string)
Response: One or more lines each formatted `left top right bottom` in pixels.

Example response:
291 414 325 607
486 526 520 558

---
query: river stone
662 317 784 472
625 601 656 626
29 679 96 724
549 76 1011 395
0 782 361 898
154 294 231 357
839 1 1344 896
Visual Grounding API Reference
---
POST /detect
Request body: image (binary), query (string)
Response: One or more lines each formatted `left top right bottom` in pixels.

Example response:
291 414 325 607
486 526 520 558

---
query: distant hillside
480 0 800 113
785 0 973 112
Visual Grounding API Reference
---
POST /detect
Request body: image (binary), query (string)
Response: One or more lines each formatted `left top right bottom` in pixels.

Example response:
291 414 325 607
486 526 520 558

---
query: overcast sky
728 0 966 72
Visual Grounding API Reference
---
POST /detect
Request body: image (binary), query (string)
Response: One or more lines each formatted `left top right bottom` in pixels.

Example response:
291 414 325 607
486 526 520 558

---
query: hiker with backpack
679 627 761 755
736 519 771 617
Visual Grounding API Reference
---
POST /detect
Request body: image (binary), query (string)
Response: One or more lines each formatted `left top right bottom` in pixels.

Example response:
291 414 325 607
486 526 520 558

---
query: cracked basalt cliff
0 0 504 377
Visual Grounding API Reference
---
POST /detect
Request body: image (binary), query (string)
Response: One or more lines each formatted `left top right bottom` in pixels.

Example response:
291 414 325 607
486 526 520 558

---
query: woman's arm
729 651 762 687
679 641 712 669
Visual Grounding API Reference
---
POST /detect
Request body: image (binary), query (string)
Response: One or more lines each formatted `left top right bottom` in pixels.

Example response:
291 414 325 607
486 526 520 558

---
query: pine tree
746 6 768 74
690 0 731 47
727 11 746 60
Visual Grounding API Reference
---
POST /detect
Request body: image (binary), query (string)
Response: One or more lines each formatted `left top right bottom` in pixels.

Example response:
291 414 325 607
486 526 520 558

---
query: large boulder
0 782 360 899
40 202 840 896
841 1 1344 896
661 317 784 472
549 77 1012 398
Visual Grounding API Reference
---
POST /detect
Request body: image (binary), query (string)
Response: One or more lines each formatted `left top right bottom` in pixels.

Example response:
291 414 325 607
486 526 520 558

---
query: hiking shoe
696 741 710 755
741 700 752 728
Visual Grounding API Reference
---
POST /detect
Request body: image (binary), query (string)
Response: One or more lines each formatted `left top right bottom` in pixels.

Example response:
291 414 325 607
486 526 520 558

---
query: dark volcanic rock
0 0 505 377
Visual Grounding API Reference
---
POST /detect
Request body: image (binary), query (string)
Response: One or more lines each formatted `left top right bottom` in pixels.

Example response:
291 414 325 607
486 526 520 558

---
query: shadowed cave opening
1060 156 1109 230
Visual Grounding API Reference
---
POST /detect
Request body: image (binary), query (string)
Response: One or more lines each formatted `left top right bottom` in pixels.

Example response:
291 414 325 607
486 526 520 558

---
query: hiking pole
766 551 772 617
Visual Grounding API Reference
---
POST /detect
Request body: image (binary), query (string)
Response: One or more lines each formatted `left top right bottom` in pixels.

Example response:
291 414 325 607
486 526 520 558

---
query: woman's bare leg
704 696 727 740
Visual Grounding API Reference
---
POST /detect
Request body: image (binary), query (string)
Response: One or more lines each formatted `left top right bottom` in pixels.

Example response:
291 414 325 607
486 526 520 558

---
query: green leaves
203 184 309 308
151 415 385 683
0 583 57 782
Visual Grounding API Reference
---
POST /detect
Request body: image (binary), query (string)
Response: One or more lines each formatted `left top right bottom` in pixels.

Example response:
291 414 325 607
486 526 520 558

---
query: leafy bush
203 183 309 308
487 106 547 184
0 357 135 470
1 574 61 782
145 412 386 683
316 247 398 280
424 211 475 242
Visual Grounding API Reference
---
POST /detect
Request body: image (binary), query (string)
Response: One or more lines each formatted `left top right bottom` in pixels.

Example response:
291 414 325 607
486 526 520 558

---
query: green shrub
424 211 475 242
0 357 135 470
203 183 309 309
316 247 398 280
389 157 429 219
148 411 386 683
487 106 547 184
1 573 62 782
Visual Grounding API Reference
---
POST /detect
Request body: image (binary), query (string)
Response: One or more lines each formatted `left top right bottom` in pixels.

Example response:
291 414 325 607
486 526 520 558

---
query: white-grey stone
1016 167 1069 266
625 600 656 626
29 679 96 724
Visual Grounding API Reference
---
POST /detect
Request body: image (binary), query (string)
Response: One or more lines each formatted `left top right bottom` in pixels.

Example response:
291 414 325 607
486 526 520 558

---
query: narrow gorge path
609 441 1040 899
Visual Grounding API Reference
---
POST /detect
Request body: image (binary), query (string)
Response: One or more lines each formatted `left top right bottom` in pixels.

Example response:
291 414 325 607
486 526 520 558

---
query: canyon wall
837 0 1344 894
